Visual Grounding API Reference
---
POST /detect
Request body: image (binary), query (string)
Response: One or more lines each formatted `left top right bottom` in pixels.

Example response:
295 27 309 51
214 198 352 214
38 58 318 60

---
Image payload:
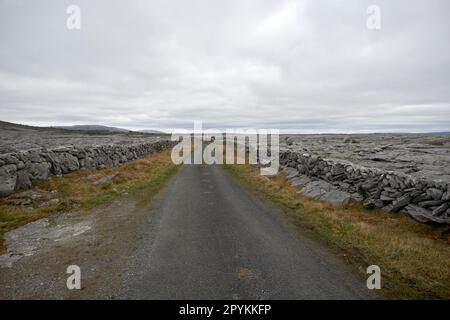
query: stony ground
282 133 450 183
0 121 167 154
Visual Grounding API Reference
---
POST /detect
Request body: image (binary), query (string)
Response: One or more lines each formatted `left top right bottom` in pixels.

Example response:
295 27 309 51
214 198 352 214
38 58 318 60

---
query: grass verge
0 149 179 253
224 163 450 299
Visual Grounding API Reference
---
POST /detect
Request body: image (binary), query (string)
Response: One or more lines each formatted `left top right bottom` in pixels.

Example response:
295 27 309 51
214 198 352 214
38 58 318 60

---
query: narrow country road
118 164 374 299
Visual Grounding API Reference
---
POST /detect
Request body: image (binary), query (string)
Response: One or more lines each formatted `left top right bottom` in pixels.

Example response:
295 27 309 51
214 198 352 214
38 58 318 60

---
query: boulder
319 189 353 205
427 188 443 201
359 181 378 192
15 169 31 190
405 204 450 224
285 169 299 180
298 180 334 199
432 203 448 216
363 198 385 210
0 164 17 196
412 193 430 203
442 191 450 202
1 153 19 164
405 205 433 223
289 175 311 187
388 195 411 212
29 162 50 181
47 152 79 174
282 167 299 179
380 194 394 201
418 200 443 207
445 208 450 217
331 164 345 176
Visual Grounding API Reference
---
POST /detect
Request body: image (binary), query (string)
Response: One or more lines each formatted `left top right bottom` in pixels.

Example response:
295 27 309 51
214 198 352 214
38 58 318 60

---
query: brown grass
225 163 450 299
0 149 179 253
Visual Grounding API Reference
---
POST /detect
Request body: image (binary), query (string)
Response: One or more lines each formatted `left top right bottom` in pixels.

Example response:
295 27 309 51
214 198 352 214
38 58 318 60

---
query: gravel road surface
119 164 375 299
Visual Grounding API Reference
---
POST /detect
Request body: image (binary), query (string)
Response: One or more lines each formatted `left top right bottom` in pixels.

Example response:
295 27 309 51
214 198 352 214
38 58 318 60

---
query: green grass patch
428 140 445 146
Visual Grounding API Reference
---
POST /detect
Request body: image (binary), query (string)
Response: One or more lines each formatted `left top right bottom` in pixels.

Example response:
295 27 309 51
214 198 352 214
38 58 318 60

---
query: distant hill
0 120 64 132
54 125 131 132
1 120 166 135
139 129 165 134
55 125 165 134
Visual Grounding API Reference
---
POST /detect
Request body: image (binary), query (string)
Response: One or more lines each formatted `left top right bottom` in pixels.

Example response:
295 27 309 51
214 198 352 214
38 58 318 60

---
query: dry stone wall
0 140 175 197
280 148 450 224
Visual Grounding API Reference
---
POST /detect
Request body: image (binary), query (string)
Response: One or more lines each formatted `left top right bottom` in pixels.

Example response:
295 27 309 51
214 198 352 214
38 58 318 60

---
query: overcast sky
0 0 449 133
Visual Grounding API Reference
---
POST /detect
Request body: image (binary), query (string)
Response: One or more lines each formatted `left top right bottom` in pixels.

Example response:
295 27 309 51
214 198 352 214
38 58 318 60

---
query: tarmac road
119 164 375 299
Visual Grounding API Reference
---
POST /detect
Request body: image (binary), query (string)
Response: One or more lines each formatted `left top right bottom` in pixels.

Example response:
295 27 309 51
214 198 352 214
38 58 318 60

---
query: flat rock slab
295 179 355 206
319 189 353 205
298 180 334 199
405 204 450 224
0 214 92 268
282 166 299 179
289 175 312 187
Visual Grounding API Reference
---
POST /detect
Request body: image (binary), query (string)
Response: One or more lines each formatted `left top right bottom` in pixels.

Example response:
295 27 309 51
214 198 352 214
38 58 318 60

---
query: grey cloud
0 0 449 132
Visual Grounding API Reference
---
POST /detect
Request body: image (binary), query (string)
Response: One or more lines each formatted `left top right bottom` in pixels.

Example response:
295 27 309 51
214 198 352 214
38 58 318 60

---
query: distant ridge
55 125 164 134
0 121 165 135
140 129 165 134
54 125 130 132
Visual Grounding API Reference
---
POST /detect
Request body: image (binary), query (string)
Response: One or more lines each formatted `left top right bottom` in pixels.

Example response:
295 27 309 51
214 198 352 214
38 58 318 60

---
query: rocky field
282 133 450 183
280 133 450 224
0 121 174 197
0 121 167 154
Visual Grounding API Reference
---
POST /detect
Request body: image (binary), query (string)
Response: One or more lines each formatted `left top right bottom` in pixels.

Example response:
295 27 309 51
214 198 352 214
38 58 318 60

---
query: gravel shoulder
0 194 164 299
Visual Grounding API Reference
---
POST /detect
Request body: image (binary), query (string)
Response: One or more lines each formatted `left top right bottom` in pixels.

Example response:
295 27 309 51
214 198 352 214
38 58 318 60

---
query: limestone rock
432 203 448 216
49 153 79 174
405 205 433 223
363 198 385 210
15 169 31 190
389 195 411 212
282 166 298 178
405 204 450 224
442 191 450 202
289 175 311 187
29 162 50 181
298 180 333 199
427 188 443 201
319 189 353 205
0 164 17 196
94 175 114 186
